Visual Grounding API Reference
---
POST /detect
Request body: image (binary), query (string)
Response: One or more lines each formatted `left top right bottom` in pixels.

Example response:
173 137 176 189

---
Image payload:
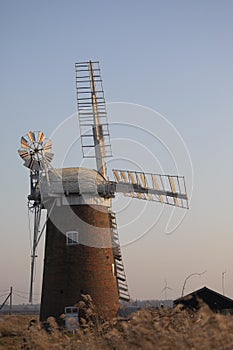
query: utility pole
222 271 226 296
9 286 13 315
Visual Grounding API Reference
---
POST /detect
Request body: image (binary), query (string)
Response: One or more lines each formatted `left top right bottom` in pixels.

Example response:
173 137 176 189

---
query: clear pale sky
0 0 233 304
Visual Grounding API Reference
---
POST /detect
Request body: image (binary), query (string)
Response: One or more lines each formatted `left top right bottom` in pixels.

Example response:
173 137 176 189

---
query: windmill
18 60 188 321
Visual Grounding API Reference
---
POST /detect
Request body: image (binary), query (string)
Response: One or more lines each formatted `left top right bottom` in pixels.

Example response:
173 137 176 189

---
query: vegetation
1 301 233 350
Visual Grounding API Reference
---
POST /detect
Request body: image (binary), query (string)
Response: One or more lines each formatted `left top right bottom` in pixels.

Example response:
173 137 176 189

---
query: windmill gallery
18 61 188 322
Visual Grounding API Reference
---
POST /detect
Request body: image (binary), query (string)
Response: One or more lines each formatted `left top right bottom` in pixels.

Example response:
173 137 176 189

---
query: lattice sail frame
112 169 188 209
75 61 112 178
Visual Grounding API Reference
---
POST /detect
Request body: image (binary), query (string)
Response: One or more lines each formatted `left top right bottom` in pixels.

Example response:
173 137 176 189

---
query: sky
0 0 233 305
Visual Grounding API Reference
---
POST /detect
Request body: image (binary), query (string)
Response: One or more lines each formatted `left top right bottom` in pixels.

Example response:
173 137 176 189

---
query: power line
0 293 9 299
0 288 41 305
14 289 40 296
14 292 30 300
14 290 29 295
13 292 40 303
0 287 12 314
0 294 10 311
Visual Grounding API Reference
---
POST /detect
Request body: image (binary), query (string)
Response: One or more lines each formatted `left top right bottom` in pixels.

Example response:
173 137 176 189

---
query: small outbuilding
174 286 233 314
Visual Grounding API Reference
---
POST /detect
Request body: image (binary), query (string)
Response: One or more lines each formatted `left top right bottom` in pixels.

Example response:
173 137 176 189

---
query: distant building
174 286 233 314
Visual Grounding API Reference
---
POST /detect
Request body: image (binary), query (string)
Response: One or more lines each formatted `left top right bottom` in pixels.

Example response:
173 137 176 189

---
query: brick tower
40 167 120 321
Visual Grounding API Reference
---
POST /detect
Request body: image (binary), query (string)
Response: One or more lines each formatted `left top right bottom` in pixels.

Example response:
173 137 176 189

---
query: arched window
66 231 79 245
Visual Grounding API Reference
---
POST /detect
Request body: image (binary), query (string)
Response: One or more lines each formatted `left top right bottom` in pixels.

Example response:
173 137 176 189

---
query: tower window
66 231 79 245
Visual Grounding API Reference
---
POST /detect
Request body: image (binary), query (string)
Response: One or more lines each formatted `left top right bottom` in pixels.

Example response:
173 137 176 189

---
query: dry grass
1 303 233 350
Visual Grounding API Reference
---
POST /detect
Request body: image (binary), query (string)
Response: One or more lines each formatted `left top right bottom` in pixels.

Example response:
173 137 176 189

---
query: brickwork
40 204 119 322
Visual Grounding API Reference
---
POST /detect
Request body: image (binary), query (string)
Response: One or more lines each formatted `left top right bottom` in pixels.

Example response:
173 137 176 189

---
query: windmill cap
41 167 106 196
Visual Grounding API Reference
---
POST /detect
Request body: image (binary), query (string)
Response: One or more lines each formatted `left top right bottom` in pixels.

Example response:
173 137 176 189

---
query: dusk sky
1 0 233 304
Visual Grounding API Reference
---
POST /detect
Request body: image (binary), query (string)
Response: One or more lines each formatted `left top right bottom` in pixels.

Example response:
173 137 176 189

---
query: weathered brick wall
40 204 119 322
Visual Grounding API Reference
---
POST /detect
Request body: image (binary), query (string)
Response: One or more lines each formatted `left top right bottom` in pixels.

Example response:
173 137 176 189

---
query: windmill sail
75 61 112 178
109 209 130 301
110 169 188 209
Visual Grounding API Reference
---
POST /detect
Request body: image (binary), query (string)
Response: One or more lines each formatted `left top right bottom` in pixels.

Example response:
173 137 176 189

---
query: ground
0 303 233 350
